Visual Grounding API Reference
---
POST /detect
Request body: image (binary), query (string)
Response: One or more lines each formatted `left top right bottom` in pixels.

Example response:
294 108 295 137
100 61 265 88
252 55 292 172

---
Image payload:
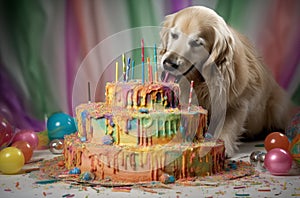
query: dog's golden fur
159 6 292 156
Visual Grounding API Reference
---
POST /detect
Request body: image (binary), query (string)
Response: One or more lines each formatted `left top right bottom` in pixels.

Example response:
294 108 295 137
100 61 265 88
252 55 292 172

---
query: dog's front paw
218 133 240 157
224 144 237 158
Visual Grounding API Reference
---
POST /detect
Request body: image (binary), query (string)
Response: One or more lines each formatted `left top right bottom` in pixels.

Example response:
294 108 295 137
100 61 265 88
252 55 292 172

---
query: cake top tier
105 80 180 110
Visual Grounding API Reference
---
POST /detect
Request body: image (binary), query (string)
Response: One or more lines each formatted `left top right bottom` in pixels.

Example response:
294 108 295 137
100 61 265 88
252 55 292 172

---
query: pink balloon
12 129 39 150
264 148 293 175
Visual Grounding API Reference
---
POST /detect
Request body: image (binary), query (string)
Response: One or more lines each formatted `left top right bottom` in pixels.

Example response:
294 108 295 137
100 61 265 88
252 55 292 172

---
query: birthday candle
147 57 153 83
188 80 194 112
115 61 119 82
88 82 91 103
141 39 145 84
131 60 135 80
154 44 158 82
126 57 131 82
44 114 48 130
122 54 126 81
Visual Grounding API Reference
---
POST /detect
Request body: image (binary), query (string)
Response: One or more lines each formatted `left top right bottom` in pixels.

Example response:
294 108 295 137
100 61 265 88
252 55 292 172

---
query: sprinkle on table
233 186 246 189
139 186 157 194
258 187 271 192
235 193 250 196
35 179 60 184
274 191 282 196
62 194 75 197
112 187 131 192
282 181 287 190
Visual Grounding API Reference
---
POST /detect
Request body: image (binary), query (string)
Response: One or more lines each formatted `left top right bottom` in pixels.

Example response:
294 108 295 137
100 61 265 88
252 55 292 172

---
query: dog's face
159 6 234 86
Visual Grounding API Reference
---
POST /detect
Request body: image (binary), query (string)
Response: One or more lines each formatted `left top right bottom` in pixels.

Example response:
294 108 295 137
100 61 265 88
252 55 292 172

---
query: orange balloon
11 141 33 163
264 132 290 152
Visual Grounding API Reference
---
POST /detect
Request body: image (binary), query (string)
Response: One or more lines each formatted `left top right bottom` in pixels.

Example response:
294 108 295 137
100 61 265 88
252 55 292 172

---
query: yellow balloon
0 147 25 174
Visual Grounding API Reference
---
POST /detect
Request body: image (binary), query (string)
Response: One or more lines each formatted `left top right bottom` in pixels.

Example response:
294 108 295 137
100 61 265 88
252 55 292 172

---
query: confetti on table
235 193 250 196
233 186 246 189
112 187 131 192
215 190 226 195
25 153 268 198
62 194 75 197
274 191 282 196
139 186 158 194
282 181 287 190
258 188 271 192
35 179 60 184
250 181 262 185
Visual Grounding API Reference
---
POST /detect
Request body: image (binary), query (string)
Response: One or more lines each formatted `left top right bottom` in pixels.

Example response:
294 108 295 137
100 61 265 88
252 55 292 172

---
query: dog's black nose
163 58 179 70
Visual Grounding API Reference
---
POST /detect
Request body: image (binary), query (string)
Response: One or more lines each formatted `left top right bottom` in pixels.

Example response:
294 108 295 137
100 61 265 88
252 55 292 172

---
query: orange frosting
64 134 225 182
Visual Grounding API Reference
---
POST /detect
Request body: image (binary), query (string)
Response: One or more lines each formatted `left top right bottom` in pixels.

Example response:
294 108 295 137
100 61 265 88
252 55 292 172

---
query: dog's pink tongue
162 72 177 83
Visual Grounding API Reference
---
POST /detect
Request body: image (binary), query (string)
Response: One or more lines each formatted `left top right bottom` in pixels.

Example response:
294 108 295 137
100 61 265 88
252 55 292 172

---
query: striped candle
141 39 145 84
147 57 153 83
122 54 126 82
188 80 194 112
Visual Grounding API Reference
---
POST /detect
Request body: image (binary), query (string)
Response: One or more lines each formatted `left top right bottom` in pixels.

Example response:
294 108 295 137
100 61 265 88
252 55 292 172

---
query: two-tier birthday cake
63 79 225 183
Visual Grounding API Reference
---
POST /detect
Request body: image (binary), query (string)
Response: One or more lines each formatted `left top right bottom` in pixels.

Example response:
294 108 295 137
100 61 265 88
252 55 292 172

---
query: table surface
1 141 300 198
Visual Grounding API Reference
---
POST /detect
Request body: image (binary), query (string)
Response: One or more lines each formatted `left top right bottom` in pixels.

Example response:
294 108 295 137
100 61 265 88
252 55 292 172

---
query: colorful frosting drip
64 134 225 183
76 102 207 146
76 80 207 146
105 80 180 110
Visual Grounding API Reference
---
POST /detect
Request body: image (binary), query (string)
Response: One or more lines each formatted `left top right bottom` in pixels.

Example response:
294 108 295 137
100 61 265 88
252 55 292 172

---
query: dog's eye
170 32 179 40
189 39 203 47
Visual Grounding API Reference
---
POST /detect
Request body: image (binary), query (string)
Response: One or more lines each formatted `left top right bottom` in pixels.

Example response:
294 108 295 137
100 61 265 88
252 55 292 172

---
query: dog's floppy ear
201 23 240 98
201 23 236 96
206 25 235 71
159 14 175 55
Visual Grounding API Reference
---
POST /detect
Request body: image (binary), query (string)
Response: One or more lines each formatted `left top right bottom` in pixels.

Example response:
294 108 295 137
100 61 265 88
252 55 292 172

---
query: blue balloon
47 112 77 141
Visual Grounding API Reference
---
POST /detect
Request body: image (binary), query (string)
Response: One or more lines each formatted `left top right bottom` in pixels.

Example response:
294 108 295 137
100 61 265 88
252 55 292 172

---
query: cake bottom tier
63 134 225 183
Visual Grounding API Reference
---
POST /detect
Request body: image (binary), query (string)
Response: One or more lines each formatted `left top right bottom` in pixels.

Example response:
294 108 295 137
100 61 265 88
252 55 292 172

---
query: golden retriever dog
159 6 292 156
